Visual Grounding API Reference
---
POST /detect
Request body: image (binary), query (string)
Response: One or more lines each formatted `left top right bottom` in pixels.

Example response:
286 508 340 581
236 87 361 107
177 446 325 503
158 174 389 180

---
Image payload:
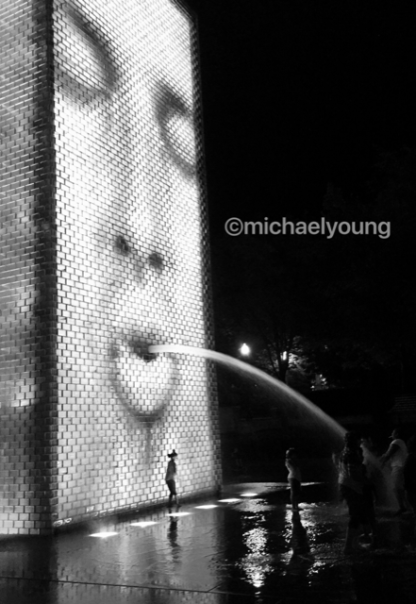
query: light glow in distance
240 343 250 356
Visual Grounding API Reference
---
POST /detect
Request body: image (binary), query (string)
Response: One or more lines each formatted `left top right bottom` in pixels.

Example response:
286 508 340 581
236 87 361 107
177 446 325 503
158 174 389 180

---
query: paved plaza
1 482 416 603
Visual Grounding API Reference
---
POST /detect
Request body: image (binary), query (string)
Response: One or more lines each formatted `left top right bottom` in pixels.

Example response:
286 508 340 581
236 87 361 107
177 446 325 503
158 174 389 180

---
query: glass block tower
0 0 221 535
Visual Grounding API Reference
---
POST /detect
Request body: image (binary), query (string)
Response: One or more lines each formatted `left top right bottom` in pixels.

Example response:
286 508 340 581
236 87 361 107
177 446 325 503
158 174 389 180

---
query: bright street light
239 343 250 356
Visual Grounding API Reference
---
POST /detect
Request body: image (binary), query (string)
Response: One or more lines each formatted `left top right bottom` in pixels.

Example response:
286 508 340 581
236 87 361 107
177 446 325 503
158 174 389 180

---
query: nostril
115 234 131 255
148 252 164 272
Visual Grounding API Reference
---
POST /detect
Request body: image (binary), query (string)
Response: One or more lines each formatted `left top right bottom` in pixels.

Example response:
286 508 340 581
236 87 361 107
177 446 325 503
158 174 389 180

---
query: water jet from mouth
149 344 345 449
151 345 401 508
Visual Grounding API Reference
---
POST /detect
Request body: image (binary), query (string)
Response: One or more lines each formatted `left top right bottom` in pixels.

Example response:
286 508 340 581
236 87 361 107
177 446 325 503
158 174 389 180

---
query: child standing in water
286 448 302 510
165 450 180 511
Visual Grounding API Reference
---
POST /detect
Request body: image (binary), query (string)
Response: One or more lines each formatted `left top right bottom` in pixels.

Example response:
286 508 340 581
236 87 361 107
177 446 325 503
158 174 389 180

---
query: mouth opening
129 336 157 362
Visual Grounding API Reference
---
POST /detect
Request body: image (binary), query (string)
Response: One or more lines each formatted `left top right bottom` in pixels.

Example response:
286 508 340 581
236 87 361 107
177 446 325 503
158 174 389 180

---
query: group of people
284 428 416 554
337 428 416 553
167 429 416 554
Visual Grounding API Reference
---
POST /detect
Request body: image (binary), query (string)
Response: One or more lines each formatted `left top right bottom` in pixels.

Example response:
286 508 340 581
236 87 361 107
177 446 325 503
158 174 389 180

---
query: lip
111 330 177 420
127 334 158 362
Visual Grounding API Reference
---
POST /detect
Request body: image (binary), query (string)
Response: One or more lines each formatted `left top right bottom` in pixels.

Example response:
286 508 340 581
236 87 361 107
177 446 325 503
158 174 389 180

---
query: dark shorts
340 485 365 528
391 466 405 490
166 479 177 496
289 478 301 497
362 484 375 524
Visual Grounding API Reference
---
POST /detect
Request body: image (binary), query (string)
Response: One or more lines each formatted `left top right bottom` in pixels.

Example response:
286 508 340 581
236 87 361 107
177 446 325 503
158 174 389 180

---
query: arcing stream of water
149 344 345 442
150 344 396 507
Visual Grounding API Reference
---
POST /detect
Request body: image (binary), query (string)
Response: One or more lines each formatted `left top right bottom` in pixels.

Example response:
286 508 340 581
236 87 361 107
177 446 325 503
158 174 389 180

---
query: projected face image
55 0 198 407
52 0 215 512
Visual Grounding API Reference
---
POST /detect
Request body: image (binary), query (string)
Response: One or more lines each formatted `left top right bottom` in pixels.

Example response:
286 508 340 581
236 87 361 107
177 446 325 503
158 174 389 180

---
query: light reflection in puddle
296 514 320 533
239 521 274 589
195 504 218 509
167 511 191 517
240 492 258 497
245 525 268 553
282 508 325 578
237 499 277 513
130 521 158 527
218 498 242 503
89 531 118 539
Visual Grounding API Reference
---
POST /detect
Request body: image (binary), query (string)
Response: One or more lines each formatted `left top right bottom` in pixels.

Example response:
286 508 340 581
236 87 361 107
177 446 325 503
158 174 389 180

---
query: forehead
61 0 194 99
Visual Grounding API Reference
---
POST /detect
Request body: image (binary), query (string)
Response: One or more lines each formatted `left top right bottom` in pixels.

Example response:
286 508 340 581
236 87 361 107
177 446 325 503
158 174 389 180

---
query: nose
111 71 185 325
113 231 172 302
114 234 165 272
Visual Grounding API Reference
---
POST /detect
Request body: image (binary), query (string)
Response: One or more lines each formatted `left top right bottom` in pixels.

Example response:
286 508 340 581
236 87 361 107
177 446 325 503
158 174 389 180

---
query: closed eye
155 85 197 178
55 5 116 104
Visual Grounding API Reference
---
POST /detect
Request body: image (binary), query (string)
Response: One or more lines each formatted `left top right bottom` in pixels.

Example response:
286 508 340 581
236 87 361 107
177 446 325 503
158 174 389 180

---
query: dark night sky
182 0 416 396
186 0 416 238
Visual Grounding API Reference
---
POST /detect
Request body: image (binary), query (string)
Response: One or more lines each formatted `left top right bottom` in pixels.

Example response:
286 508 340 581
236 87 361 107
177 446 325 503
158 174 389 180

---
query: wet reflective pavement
1 482 416 603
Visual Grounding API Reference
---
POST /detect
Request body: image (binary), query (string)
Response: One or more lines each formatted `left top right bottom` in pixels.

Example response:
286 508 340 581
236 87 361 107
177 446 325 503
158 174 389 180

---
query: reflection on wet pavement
1 482 416 603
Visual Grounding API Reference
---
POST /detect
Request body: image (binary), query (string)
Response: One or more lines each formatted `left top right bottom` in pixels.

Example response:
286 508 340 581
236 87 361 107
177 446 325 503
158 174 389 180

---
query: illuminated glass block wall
0 0 221 535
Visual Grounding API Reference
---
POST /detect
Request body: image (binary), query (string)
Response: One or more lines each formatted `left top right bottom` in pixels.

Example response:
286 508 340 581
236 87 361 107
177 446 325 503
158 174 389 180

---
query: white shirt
286 459 301 482
387 438 408 468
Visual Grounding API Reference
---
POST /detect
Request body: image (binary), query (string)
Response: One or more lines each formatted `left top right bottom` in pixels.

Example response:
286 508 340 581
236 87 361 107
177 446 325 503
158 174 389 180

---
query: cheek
55 97 117 243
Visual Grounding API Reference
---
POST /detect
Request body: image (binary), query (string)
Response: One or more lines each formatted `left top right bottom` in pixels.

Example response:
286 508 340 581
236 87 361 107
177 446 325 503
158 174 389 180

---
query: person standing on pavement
380 428 408 514
286 448 302 511
338 431 366 553
165 450 180 511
